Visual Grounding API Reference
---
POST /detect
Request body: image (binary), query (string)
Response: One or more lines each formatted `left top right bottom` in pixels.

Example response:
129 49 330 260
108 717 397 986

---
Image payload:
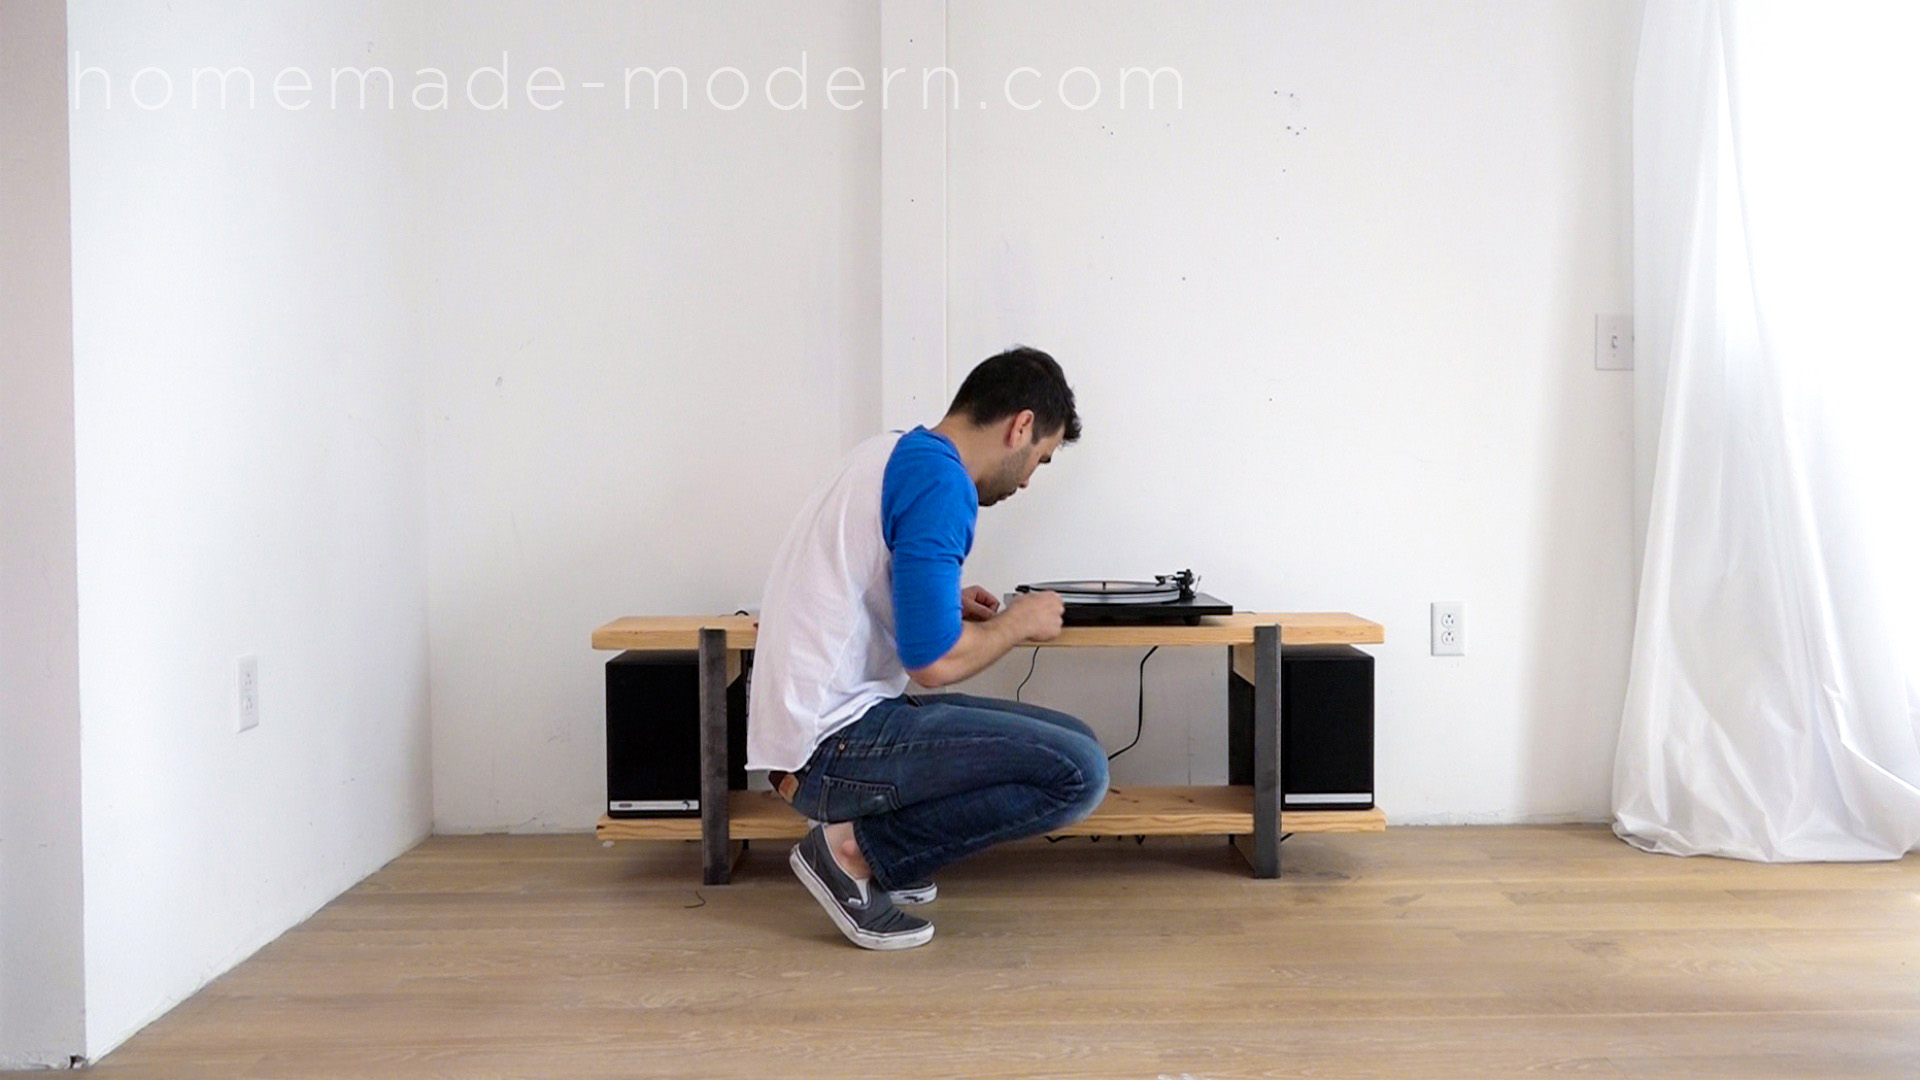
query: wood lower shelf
596 786 1386 841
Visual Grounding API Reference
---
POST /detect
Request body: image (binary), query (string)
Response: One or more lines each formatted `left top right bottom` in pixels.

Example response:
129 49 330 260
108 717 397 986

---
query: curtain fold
1613 0 1920 861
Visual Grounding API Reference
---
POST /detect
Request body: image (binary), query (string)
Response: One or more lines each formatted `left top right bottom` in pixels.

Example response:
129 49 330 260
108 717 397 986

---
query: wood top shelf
592 613 1384 651
597 786 1386 842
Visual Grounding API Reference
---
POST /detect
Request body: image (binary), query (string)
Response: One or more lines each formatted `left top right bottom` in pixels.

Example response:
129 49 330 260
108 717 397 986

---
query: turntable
1013 569 1233 626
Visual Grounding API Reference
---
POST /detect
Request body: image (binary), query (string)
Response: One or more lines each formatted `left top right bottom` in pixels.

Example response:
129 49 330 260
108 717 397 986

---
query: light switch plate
1596 314 1633 370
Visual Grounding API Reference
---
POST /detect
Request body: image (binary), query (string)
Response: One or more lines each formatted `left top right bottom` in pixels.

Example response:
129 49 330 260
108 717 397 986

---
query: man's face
977 428 1065 507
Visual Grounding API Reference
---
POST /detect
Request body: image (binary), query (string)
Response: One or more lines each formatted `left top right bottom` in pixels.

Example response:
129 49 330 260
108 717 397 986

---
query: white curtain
1613 1 1920 861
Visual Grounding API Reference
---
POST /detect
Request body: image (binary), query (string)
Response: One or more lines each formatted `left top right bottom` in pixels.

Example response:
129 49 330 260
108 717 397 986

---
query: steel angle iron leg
1253 622 1282 878
698 627 731 885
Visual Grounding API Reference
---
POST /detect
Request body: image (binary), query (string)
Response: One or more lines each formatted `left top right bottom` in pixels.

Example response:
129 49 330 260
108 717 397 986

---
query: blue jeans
788 692 1110 893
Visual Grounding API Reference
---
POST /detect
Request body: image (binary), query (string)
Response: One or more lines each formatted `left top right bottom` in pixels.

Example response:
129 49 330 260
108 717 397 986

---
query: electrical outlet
237 655 260 732
1430 602 1466 656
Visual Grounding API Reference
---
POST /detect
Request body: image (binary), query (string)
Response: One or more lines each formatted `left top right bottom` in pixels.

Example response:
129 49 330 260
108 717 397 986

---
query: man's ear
1006 409 1036 448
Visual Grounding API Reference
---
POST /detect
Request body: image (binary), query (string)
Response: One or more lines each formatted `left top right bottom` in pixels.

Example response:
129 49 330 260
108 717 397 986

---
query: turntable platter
1017 579 1186 605
1008 568 1233 625
1013 569 1220 616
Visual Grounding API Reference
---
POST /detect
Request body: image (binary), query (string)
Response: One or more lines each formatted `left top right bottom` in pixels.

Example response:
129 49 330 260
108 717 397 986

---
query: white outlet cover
237 655 260 732
1596 314 1633 371
1430 602 1466 656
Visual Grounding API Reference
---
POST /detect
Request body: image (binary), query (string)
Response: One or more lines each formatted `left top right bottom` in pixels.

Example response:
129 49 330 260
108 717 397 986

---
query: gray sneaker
789 825 934 950
800 818 933 904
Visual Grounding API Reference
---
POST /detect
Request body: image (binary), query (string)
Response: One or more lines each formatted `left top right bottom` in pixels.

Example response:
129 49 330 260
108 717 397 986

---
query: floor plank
38 827 1920 1078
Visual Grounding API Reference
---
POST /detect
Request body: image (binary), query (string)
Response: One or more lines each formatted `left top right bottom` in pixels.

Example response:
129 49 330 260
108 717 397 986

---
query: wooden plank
1044 613 1386 648
1072 786 1259 835
596 787 1386 842
1231 642 1255 684
594 612 1384 651
592 615 758 651
1278 807 1388 833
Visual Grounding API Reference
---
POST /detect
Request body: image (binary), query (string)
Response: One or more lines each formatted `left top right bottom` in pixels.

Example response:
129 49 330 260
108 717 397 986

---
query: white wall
944 0 1639 821
11 6 1637 1059
424 0 1635 822
0 0 88 1068
1 1 1635 1064
68 1 432 1058
422 2 882 831
425 1 1637 830
48 0 1635 876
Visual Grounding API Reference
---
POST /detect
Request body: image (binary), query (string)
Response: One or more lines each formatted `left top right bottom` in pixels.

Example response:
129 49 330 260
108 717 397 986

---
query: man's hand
906 589 1065 689
961 585 1002 622
1001 589 1065 642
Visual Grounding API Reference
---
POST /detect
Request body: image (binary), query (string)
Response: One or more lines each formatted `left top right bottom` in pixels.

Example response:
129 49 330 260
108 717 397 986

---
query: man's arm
908 590 1064 689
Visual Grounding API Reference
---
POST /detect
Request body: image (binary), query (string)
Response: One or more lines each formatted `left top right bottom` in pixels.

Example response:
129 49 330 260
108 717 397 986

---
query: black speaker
605 650 748 817
1228 644 1374 810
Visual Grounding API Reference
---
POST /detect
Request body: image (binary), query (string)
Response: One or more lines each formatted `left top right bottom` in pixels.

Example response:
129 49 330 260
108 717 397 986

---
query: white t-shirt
746 432 911 772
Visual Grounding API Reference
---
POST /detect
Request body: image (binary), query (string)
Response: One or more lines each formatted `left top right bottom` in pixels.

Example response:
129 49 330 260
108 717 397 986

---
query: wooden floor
52 827 1920 1078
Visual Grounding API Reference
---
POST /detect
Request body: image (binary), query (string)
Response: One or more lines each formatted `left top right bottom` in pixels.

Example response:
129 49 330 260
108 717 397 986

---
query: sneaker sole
888 883 937 905
789 846 935 951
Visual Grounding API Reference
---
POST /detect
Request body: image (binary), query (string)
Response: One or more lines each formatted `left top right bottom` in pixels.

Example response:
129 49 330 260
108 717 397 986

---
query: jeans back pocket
813 775 902 822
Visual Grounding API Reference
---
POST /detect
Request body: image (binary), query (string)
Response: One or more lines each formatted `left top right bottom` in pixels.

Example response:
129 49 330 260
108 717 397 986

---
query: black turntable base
1013 570 1233 627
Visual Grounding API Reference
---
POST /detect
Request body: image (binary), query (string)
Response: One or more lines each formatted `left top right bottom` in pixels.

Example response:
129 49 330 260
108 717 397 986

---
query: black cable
1106 646 1157 761
1013 647 1040 702
1029 645 1158 842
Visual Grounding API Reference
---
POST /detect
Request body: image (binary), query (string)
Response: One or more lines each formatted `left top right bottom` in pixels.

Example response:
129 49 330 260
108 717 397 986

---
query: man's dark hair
946 346 1082 444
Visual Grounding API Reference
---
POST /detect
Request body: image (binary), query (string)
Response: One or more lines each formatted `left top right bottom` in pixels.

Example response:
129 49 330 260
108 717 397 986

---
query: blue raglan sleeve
882 444 977 671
